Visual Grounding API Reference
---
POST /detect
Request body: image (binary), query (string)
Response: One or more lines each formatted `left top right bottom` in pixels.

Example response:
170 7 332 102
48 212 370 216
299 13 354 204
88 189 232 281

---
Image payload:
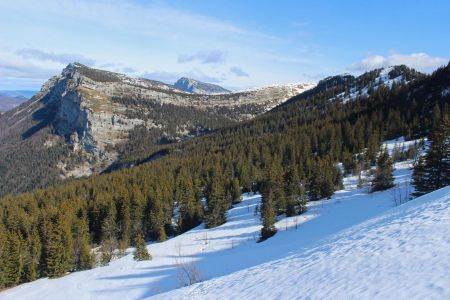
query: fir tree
133 233 151 261
371 149 395 192
146 186 168 242
73 215 94 270
230 177 242 204
297 181 308 214
205 163 228 228
413 120 450 196
320 162 335 199
23 229 41 282
0 232 23 287
100 203 118 265
425 120 450 190
412 156 427 197
44 214 72 278
260 188 277 241
265 158 285 213
175 168 203 233
284 165 300 216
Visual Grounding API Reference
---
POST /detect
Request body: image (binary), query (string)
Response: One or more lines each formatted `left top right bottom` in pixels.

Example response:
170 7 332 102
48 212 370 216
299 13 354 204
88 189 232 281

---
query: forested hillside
0 64 448 288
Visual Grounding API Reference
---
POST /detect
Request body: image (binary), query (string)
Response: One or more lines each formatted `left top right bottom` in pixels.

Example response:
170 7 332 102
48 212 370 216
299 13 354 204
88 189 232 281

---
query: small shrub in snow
133 234 152 261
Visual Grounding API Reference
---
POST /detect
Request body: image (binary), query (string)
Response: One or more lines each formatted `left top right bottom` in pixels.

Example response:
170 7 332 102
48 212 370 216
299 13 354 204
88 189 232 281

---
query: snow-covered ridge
237 81 316 93
331 66 412 103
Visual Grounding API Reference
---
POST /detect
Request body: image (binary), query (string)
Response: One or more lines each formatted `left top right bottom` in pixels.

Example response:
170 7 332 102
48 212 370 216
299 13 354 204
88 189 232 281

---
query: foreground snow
1 160 448 299
156 186 450 300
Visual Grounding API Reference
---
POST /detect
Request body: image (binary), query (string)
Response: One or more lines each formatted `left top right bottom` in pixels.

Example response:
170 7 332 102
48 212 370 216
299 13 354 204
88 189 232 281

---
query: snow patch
441 87 450 97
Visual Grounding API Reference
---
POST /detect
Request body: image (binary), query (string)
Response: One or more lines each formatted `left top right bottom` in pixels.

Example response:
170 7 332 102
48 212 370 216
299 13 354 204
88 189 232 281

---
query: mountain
0 63 314 196
0 90 36 111
0 62 447 292
174 77 231 94
0 90 37 98
0 95 27 112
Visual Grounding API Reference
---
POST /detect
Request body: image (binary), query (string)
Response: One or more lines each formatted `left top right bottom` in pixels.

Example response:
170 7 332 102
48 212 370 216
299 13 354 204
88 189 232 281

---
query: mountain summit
174 77 231 94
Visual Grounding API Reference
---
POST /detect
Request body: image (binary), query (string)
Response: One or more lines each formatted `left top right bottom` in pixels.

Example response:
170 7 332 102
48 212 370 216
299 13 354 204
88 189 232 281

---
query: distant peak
174 77 230 95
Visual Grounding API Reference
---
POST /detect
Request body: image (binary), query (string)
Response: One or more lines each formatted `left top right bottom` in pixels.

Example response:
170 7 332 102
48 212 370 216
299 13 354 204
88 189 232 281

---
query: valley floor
1 156 449 300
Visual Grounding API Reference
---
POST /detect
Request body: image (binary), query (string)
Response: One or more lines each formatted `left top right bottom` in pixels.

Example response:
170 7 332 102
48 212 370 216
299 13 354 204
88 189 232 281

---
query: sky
0 0 449 90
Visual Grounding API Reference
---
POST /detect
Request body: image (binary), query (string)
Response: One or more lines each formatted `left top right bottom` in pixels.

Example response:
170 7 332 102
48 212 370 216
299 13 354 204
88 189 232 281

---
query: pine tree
205 163 228 228
371 149 395 192
23 229 41 282
297 181 308 214
320 161 335 199
425 120 450 190
239 163 252 193
44 214 72 278
0 232 23 287
130 187 145 240
230 177 242 204
309 164 321 201
271 159 286 213
413 120 450 196
260 187 277 241
117 195 131 248
175 169 203 233
284 165 300 216
73 215 94 270
100 202 118 265
146 186 167 241
133 233 151 261
412 156 427 197
309 159 335 200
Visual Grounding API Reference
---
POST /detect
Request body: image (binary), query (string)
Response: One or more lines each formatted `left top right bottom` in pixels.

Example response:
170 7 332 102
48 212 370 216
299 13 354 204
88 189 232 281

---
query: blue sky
0 0 448 90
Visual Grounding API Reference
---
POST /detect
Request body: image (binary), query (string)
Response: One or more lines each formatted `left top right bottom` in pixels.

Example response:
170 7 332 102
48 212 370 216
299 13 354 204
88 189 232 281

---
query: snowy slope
331 66 406 103
156 186 450 300
1 156 448 299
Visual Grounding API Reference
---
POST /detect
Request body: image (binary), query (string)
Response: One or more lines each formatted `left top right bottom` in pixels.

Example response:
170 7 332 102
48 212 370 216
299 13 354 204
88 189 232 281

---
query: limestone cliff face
37 63 163 166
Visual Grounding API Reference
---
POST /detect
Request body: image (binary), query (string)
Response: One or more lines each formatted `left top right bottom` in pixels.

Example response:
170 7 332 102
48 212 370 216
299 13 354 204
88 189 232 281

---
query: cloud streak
0 54 60 89
349 52 448 73
230 67 249 77
178 50 225 64
16 48 96 66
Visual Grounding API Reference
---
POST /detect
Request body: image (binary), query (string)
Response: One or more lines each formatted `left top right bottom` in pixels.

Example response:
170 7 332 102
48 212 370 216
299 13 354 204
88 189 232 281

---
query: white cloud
349 52 448 73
